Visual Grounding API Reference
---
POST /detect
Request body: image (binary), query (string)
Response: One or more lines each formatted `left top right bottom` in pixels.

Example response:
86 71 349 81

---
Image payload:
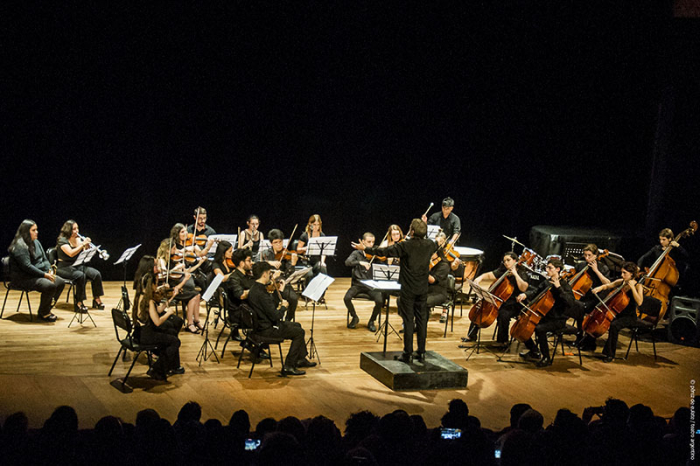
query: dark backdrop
2 2 698 290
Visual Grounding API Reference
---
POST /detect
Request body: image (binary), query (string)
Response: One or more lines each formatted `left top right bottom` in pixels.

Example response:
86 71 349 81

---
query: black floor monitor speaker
667 296 700 347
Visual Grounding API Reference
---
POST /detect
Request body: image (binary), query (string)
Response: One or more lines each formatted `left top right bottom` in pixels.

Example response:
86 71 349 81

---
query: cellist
591 261 644 363
571 244 611 351
464 251 530 348
516 258 575 367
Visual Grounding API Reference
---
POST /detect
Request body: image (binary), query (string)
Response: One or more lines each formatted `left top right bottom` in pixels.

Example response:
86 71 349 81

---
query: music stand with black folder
196 274 224 365
462 279 503 361
361 263 402 355
301 273 334 363
67 247 99 328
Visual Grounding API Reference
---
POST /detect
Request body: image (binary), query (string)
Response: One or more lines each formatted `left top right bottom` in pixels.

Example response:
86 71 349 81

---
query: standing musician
516 258 575 367
248 262 317 376
592 261 645 363
570 244 611 351
296 214 328 279
380 224 404 265
170 223 214 292
261 229 300 322
464 252 530 346
186 206 216 237
238 215 264 261
55 220 105 312
344 232 385 331
7 220 66 322
156 238 204 334
637 228 689 274
133 256 185 381
352 218 438 363
428 232 452 324
422 197 461 243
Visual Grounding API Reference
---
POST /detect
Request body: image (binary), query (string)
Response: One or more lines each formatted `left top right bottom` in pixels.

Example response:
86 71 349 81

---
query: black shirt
427 212 461 240
637 244 688 270
9 240 51 281
345 250 373 286
261 249 295 277
242 230 261 254
56 237 77 266
365 237 438 295
428 260 450 296
248 282 284 331
573 260 610 291
228 269 255 306
524 278 575 320
492 264 530 305
187 224 217 237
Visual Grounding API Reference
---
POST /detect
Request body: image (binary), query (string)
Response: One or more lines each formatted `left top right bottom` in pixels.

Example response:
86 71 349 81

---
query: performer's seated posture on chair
343 232 385 331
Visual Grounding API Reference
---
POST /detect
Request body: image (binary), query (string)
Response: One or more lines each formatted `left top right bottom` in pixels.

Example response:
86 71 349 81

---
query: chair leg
443 307 449 338
123 350 142 386
108 347 124 376
1 288 9 318
277 343 284 368
651 329 657 360
25 292 33 322
624 329 636 360
236 340 247 369
551 334 561 364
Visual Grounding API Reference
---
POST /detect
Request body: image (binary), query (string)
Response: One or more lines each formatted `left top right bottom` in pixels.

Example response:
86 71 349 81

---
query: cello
468 252 531 329
569 249 610 300
638 221 697 322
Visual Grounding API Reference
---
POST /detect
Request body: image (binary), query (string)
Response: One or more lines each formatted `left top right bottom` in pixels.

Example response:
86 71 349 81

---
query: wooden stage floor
1 279 698 431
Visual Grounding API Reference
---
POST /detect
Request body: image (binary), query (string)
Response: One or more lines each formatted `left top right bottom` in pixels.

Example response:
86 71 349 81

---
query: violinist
516 258 575 367
571 244 611 351
343 232 385 331
156 238 204 334
211 241 243 341
380 225 404 265
428 232 451 324
465 252 530 346
296 214 328 277
186 206 216 237
422 197 461 243
238 215 264 261
7 220 66 322
228 249 255 308
592 262 644 363
352 219 438 363
55 220 105 312
261 229 300 322
170 223 214 292
637 228 688 273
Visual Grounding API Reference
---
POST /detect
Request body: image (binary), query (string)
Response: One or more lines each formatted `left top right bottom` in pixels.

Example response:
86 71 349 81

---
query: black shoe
39 314 57 322
439 315 447 324
461 334 477 343
147 368 168 381
348 315 359 329
394 353 412 364
259 350 270 360
367 321 377 332
519 350 542 360
74 304 88 313
413 352 426 363
602 356 614 363
281 366 306 376
536 357 552 367
168 366 186 375
232 330 244 342
297 358 317 368
492 342 510 351
581 341 597 351
92 299 105 310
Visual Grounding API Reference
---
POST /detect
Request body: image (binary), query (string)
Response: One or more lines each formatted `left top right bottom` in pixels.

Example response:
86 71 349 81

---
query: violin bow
368 231 389 266
278 224 299 260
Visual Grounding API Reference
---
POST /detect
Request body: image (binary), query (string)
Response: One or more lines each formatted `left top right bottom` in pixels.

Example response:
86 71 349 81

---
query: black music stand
302 273 334 363
462 279 503 361
363 263 402 355
196 274 223 365
68 247 99 328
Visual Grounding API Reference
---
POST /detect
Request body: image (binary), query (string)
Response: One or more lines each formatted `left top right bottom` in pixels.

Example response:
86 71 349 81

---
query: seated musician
517 258 575 367
571 244 611 351
238 215 264 261
248 262 317 376
7 220 65 322
156 238 204 334
55 220 105 311
428 232 452 324
261 229 300 322
170 223 214 292
380 225 404 265
591 261 645 363
465 252 530 347
422 197 461 243
343 232 385 331
227 248 255 308
186 206 216 237
296 214 328 278
211 241 243 340
637 227 689 274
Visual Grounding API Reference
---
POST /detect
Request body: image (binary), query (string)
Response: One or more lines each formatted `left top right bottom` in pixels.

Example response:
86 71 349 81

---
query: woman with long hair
238 215 264 261
7 219 65 322
55 220 104 311
296 214 328 277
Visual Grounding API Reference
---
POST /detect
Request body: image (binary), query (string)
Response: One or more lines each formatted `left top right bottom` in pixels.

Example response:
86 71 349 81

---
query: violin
185 233 208 248
226 257 235 268
569 249 610 300
365 252 386 262
430 233 461 269
276 250 306 262
171 249 198 264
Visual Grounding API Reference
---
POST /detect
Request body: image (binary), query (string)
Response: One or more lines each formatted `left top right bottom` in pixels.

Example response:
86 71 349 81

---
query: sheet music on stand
360 279 401 292
465 279 501 306
202 273 225 302
73 247 98 267
207 234 237 254
426 225 441 240
259 238 289 254
285 267 311 285
372 264 401 282
306 236 337 257
114 244 142 265
302 274 334 302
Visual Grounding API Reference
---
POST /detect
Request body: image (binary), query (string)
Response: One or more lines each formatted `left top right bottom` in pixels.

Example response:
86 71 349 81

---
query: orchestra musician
637 228 688 274
297 214 329 302
353 218 438 363
464 252 530 347
156 238 204 334
343 232 385 331
238 215 264 261
186 206 216 237
133 256 185 381
7 220 66 322
428 232 452 324
227 248 255 308
592 261 645 363
422 197 461 243
210 240 243 340
248 262 317 376
380 224 404 265
570 244 611 351
517 258 575 367
55 220 105 311
261 229 300 322
170 223 214 292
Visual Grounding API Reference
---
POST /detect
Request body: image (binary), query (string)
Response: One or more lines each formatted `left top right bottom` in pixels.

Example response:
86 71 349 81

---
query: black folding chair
625 297 662 361
236 304 284 378
1 256 34 321
108 307 160 387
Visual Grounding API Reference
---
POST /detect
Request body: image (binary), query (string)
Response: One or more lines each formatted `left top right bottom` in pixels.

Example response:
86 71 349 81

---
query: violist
238 215 264 261
261 229 300 322
343 232 385 331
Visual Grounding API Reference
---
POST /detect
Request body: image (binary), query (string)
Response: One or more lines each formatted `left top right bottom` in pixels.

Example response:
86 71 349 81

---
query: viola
569 249 610 300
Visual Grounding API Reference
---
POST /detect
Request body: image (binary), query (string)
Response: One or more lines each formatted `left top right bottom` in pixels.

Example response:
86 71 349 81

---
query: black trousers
397 290 428 355
524 318 566 359
281 286 298 322
259 321 307 367
12 276 66 317
141 324 181 376
496 301 521 344
427 291 449 309
343 285 383 321
603 314 639 358
56 265 103 303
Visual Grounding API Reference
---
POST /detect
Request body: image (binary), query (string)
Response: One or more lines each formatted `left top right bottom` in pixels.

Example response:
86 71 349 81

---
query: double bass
638 221 697 322
569 249 610 300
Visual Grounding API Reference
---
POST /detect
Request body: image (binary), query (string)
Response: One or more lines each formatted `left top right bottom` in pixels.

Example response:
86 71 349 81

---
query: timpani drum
453 246 484 281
